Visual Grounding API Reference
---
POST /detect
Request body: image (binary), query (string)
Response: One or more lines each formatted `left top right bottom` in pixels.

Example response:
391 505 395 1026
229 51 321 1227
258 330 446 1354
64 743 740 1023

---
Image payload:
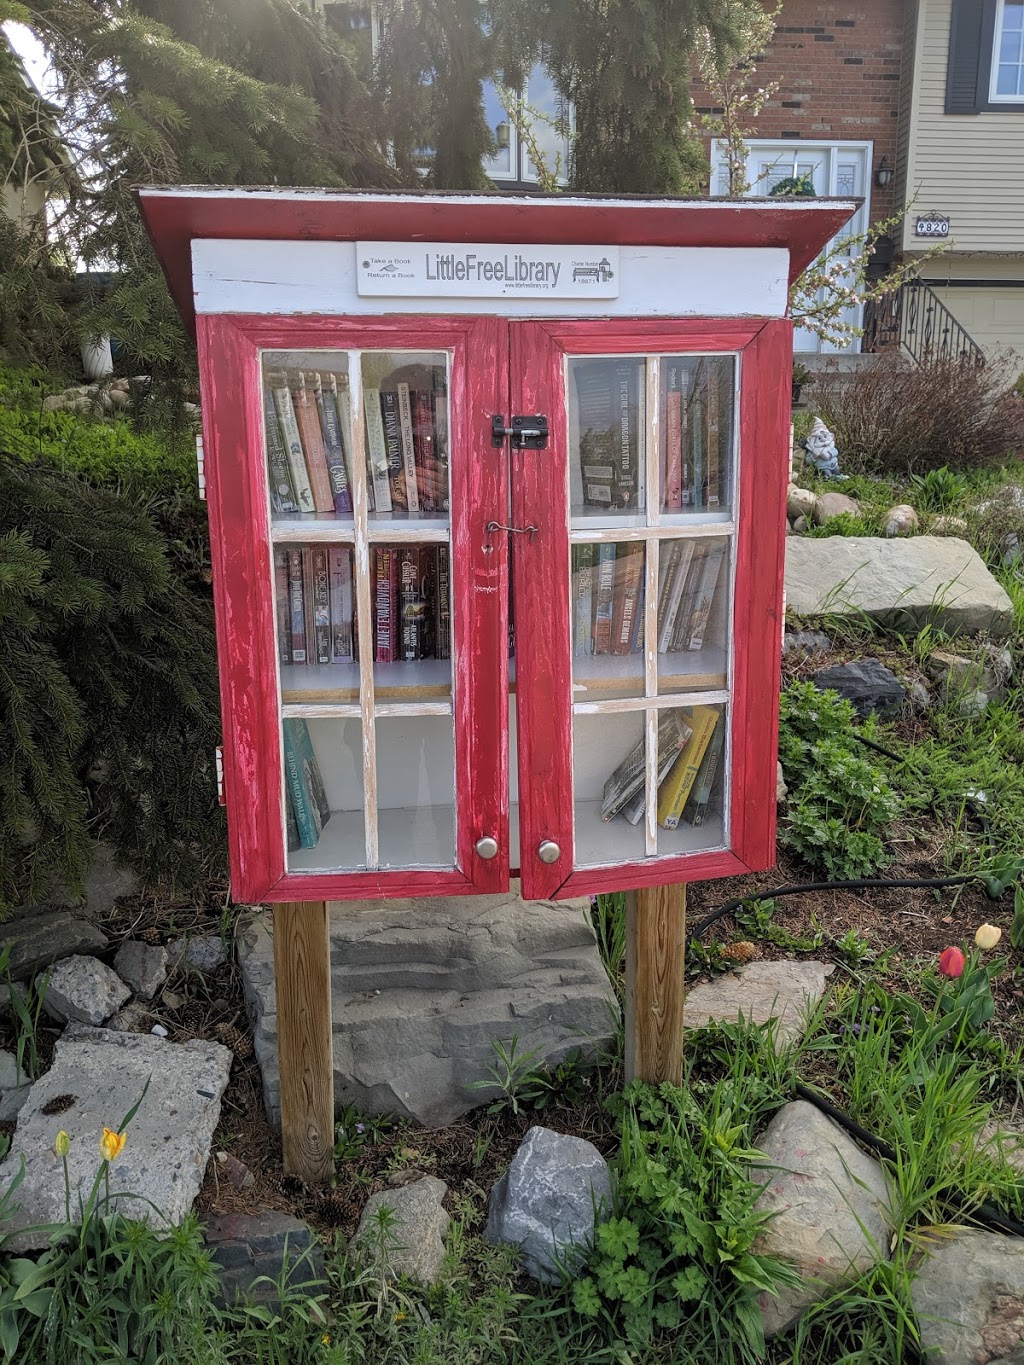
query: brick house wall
693 0 908 226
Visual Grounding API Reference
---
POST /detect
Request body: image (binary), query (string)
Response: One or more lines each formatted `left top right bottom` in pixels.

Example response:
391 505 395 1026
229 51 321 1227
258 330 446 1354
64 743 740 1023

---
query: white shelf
271 513 449 542
286 802 455 873
574 802 725 867
281 657 452 704
571 648 728 697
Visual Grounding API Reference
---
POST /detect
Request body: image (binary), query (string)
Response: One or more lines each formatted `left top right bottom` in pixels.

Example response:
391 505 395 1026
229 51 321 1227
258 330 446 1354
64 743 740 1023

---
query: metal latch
196 435 206 501
491 414 549 449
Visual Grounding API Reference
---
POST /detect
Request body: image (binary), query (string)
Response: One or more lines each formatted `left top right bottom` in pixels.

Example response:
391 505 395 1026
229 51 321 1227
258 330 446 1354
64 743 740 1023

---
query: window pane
262 352 353 523
568 356 646 524
361 352 450 525
482 80 514 178
659 356 735 518
275 543 359 704
571 541 645 700
370 544 452 699
656 536 730 694
656 703 727 855
523 63 569 183
283 717 365 871
573 710 648 865
997 63 1021 94
376 716 455 868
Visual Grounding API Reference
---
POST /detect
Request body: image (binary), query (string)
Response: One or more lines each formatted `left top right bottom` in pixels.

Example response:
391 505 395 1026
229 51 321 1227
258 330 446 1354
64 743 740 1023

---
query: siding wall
901 0 1024 251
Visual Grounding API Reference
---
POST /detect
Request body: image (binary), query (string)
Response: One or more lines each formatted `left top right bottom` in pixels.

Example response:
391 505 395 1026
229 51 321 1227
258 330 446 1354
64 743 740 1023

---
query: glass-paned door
711 139 871 353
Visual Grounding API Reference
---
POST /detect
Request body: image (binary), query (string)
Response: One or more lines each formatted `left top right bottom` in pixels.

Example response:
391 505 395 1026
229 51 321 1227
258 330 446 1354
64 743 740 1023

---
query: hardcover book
611 544 644 656
664 366 683 512
263 387 299 514
380 388 408 511
399 546 431 662
290 371 335 514
434 546 451 660
685 540 727 651
307 545 332 666
396 382 420 513
363 386 393 513
315 372 353 515
327 546 354 662
706 370 721 508
593 544 617 654
269 372 316 514
413 389 444 513
573 544 595 656
657 706 720 829
669 542 708 653
282 718 331 849
573 360 641 510
681 722 725 827
287 547 307 663
431 371 450 513
374 546 398 663
273 547 291 666
656 540 697 653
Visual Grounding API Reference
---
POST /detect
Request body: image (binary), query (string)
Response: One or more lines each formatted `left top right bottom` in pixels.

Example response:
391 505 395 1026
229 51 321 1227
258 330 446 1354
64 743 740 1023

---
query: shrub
810 351 1024 476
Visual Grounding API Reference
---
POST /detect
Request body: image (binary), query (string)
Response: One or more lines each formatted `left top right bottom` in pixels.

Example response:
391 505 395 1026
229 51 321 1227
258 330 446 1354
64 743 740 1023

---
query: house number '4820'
915 215 950 237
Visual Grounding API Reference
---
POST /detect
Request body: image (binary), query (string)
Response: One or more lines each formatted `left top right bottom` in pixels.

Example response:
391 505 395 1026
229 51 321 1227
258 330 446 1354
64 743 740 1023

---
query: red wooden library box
139 189 854 905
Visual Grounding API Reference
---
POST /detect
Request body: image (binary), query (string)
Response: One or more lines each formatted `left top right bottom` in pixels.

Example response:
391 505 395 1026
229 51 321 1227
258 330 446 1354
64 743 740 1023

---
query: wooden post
624 883 686 1085
273 901 335 1183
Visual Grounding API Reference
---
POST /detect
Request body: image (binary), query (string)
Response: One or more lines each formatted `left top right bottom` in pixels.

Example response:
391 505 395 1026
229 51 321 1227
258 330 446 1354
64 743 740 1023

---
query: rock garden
4 352 1024 1365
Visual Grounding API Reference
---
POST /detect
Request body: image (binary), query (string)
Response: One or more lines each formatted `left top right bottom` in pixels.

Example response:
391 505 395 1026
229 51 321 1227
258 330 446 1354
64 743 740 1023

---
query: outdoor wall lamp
875 157 892 188
495 121 510 151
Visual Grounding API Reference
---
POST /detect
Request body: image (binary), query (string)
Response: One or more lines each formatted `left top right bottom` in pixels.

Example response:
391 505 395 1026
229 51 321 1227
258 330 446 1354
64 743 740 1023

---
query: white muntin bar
347 350 380 870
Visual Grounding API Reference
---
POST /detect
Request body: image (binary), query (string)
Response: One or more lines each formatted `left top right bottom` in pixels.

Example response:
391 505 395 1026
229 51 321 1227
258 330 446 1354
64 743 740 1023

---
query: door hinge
196 434 207 501
215 746 225 805
491 414 548 449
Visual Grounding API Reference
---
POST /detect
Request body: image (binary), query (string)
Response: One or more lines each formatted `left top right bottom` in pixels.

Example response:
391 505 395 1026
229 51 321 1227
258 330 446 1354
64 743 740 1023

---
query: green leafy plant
333 1104 398 1162
834 927 877 970
802 511 874 539
778 681 901 879
910 465 970 512
471 1034 599 1117
0 949 48 1080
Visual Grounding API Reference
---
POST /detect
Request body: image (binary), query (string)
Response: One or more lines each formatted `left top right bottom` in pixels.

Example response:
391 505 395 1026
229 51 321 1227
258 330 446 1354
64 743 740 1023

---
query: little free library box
139 189 855 907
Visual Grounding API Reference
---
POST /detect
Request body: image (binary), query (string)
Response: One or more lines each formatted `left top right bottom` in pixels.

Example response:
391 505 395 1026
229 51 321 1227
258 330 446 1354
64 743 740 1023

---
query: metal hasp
491 414 549 449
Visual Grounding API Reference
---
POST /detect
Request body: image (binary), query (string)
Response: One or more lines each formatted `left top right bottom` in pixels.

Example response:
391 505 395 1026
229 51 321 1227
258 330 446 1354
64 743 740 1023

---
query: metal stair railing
861 278 985 366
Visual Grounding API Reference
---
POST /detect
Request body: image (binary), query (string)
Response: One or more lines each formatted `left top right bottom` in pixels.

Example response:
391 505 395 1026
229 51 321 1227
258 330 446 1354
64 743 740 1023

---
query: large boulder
751 1100 893 1336
484 1126 611 1284
204 1210 327 1308
911 1228 1024 1364
238 888 618 1128
0 913 107 982
684 961 833 1051
0 1026 232 1251
785 536 1013 636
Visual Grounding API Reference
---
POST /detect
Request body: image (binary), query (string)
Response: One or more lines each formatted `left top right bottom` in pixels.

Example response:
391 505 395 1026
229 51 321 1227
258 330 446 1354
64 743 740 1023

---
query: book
399 546 430 661
574 362 616 508
669 542 708 653
413 389 444 512
291 371 335 514
282 718 330 849
657 706 720 829
621 709 696 826
601 709 692 822
373 545 398 663
263 387 299 514
380 388 407 511
396 382 420 513
573 544 595 656
302 546 332 665
269 371 316 514
664 366 683 511
680 368 692 508
611 544 644 656
363 387 393 513
706 370 721 508
287 548 306 663
593 544 617 654
432 370 450 513
328 546 354 662
691 375 704 510
681 722 725 827
273 548 291 666
685 540 727 651
434 546 451 660
656 540 697 653
315 372 353 515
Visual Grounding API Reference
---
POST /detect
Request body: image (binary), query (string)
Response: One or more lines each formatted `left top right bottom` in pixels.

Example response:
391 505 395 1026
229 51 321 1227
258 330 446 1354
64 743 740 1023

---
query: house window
992 0 1024 99
483 66 572 187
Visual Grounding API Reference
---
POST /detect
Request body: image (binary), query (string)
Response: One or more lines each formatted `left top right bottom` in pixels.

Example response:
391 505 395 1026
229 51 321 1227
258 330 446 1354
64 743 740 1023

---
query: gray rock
782 630 831 657
353 1176 450 1285
0 1027 232 1251
812 659 906 719
107 1000 155 1033
785 536 1013 636
0 1086 32 1122
908 679 932 712
911 1228 1024 1364
930 515 969 536
0 1049 27 1093
751 1101 894 1336
776 761 788 805
812 491 861 524
114 941 169 999
791 515 807 533
884 503 919 536
0 913 107 982
928 644 1013 712
168 935 227 975
238 888 618 1128
684 961 833 1050
42 955 131 1026
787 486 817 522
204 1210 326 1307
484 1126 611 1284
0 1047 31 1123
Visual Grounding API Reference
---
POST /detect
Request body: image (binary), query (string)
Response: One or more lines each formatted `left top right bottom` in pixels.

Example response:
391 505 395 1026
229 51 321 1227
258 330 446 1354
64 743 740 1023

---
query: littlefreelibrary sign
357 242 619 299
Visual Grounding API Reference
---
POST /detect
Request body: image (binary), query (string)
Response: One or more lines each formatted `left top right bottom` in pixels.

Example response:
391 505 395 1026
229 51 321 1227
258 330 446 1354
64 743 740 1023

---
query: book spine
593 544 616 655
682 723 725 827
316 374 353 515
614 361 638 510
399 546 428 662
575 363 616 508
374 546 396 663
686 541 727 651
271 375 316 514
338 390 368 511
431 370 450 513
396 382 420 513
706 371 721 508
291 373 335 514
658 541 696 653
655 542 681 639
380 388 407 511
413 389 443 513
434 546 451 660
670 542 708 652
627 580 645 655
273 548 292 666
282 720 317 848
658 707 720 829
287 548 306 663
294 716 331 833
308 545 331 665
573 544 595 657
692 382 704 511
328 546 353 662
612 545 644 656
363 387 393 513
680 369 692 508
665 368 682 511
263 386 299 514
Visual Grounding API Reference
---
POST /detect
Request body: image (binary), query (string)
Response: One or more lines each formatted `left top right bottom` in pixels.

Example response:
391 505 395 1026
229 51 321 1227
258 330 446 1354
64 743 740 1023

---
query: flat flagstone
683 960 833 1049
0 1026 232 1251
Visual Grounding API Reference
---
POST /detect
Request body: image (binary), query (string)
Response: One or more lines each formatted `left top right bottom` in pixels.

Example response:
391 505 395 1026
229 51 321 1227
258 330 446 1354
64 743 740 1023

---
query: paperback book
282 718 331 850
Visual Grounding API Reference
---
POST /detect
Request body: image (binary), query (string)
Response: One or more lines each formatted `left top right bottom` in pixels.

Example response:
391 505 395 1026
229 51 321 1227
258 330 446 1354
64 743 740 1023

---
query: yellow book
657 706 720 829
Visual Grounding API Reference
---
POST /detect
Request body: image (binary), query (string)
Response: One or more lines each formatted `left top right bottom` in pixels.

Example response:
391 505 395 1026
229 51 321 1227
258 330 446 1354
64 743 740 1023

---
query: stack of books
572 539 726 659
263 368 450 516
282 718 331 850
600 705 723 829
274 545 451 668
663 361 725 512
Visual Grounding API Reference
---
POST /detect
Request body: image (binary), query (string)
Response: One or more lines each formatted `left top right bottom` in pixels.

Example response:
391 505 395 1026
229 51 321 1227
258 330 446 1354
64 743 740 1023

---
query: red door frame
511 318 792 900
196 313 509 903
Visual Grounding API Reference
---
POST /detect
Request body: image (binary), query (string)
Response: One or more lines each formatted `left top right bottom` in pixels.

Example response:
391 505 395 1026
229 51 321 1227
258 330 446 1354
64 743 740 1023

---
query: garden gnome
801 417 844 479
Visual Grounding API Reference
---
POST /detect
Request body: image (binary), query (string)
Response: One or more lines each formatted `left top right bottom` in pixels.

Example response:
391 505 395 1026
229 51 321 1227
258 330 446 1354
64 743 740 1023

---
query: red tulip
939 946 965 978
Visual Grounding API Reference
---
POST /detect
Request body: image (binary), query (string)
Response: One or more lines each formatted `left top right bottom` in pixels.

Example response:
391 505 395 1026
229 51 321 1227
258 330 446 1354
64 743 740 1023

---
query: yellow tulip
975 923 1002 951
99 1127 126 1162
54 1130 70 1158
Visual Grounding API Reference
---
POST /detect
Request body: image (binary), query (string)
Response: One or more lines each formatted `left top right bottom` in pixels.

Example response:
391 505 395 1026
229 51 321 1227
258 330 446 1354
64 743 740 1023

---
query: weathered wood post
273 902 334 1182
624 883 686 1085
